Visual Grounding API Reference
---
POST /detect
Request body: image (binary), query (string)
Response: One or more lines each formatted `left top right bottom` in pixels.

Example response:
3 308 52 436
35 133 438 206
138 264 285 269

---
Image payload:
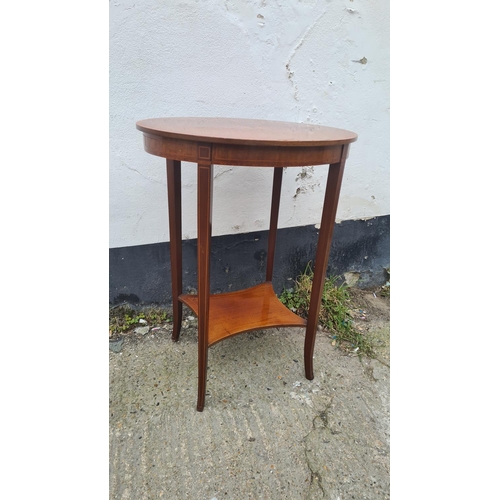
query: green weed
109 304 171 336
280 264 376 357
380 267 390 298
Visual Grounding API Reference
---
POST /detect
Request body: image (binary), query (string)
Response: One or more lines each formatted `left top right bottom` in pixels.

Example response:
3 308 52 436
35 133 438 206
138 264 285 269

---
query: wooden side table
136 117 357 411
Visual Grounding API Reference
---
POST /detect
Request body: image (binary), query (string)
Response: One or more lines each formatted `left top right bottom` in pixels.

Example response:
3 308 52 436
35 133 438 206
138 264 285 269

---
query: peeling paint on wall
292 167 319 199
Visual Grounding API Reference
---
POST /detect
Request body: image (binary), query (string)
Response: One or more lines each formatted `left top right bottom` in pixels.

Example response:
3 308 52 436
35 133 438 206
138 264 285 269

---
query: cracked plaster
110 0 389 247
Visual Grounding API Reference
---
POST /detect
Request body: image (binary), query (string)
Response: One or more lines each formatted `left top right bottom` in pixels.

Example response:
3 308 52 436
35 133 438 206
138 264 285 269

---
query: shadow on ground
109 291 389 499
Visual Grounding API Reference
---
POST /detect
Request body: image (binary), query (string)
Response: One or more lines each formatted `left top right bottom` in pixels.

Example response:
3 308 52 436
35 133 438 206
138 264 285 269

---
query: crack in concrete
302 394 338 499
359 393 378 424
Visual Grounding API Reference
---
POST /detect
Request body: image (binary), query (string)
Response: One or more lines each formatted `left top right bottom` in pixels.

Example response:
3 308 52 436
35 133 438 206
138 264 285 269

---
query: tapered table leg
266 167 283 282
166 159 183 341
304 149 348 380
197 162 213 411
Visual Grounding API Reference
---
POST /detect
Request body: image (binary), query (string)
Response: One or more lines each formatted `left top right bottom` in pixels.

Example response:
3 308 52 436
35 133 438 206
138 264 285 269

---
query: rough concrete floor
109 293 389 499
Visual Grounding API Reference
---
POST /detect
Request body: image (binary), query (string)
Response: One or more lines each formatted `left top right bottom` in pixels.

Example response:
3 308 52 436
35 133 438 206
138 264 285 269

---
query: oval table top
136 117 357 147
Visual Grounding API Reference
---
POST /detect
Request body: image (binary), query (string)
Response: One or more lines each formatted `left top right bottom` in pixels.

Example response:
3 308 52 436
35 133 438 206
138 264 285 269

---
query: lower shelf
179 282 306 346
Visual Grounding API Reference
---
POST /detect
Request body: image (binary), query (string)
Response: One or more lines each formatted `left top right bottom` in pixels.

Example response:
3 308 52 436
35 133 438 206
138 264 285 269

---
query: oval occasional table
136 117 357 411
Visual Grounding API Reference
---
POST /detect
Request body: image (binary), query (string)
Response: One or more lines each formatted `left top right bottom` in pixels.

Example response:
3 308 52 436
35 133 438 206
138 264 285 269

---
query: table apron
143 133 344 166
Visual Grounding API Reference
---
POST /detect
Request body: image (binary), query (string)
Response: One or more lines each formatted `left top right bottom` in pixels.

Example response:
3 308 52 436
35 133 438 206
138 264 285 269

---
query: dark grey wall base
109 215 389 305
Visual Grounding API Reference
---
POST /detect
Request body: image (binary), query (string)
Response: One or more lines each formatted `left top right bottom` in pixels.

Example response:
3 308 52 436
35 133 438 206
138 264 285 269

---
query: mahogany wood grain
211 143 343 167
304 146 348 380
179 282 306 347
136 116 357 411
196 161 213 411
266 167 283 282
137 117 357 147
166 159 183 341
143 132 344 167
144 133 198 163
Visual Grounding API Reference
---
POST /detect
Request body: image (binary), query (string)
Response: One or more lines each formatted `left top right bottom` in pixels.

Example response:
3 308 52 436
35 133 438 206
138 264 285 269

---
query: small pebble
109 338 123 353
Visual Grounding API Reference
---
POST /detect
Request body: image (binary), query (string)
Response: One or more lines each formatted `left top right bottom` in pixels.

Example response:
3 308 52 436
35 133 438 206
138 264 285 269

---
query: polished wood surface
166 159 183 341
143 132 345 167
304 148 348 380
179 282 306 346
196 162 213 411
137 117 357 147
137 117 356 411
266 168 283 282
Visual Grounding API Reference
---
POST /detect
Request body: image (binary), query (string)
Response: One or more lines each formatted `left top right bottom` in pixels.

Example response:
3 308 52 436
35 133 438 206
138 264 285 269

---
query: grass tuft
109 304 171 336
380 267 390 297
279 263 376 357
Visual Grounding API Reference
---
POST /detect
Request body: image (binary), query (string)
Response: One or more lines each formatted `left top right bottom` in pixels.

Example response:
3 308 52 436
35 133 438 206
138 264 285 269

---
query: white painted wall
110 0 389 248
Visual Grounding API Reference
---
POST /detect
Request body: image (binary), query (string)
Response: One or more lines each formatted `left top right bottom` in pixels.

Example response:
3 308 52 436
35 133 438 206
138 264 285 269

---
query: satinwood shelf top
136 117 357 147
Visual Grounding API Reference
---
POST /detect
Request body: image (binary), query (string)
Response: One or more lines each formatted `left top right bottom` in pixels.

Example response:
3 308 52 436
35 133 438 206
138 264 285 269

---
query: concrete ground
109 292 389 499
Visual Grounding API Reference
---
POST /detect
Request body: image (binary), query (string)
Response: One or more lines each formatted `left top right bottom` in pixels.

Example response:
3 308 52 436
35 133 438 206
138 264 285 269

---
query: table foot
171 303 182 342
197 348 208 412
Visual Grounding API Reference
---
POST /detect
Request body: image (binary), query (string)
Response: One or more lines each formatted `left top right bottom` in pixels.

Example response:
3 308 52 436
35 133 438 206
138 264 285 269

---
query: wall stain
293 167 318 198
296 167 313 181
254 249 267 263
